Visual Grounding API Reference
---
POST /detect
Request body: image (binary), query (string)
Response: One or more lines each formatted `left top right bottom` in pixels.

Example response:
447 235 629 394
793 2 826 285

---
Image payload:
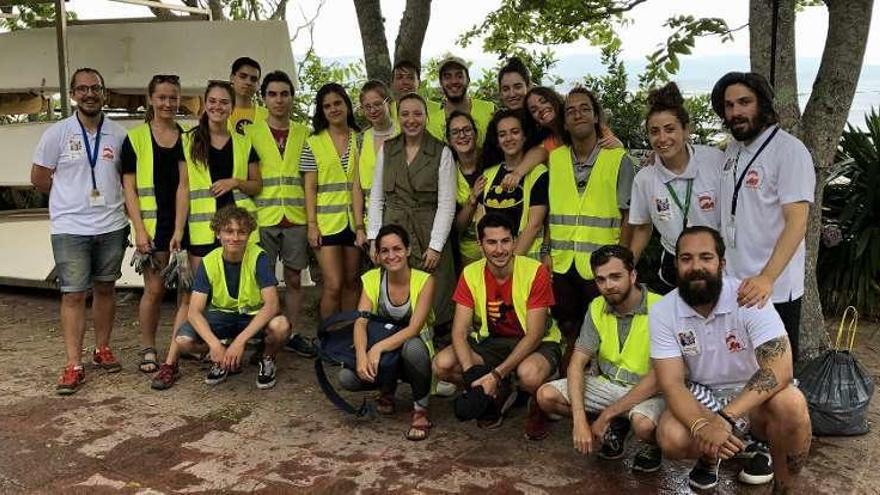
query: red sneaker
525 399 551 441
151 363 180 390
57 365 85 395
92 346 122 372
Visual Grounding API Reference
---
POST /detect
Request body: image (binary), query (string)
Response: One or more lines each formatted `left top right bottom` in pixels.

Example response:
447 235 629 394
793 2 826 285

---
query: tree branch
353 0 392 82
394 0 431 70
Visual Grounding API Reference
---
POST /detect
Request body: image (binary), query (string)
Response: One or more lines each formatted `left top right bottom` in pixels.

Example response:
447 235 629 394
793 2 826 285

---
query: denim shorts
176 309 259 343
50 226 129 293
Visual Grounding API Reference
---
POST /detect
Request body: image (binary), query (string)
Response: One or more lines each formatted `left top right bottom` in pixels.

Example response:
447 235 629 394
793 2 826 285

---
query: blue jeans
50 226 129 292
177 310 259 343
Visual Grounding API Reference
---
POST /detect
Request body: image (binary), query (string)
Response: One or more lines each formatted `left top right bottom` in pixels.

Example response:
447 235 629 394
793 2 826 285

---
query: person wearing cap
709 72 814 362
389 60 441 126
427 55 495 146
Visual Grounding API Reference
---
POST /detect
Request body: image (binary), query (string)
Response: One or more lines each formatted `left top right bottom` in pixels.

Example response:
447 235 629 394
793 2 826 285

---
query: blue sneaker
284 333 317 358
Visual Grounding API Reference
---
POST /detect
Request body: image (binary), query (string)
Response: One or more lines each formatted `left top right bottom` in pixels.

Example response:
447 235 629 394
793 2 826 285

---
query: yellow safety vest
482 163 547 259
358 123 400 221
246 120 309 226
203 244 265 315
361 267 435 353
590 290 661 383
127 123 160 236
307 130 357 236
455 168 481 263
461 256 561 344
228 104 269 135
426 98 495 146
183 132 259 246
548 146 626 279
390 99 441 130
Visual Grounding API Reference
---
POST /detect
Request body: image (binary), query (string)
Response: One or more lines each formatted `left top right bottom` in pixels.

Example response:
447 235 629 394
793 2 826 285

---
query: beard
602 285 632 307
444 91 465 104
725 111 771 142
677 267 723 308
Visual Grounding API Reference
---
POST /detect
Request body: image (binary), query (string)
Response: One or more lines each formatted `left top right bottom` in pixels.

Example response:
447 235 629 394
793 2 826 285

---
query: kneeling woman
342 224 436 441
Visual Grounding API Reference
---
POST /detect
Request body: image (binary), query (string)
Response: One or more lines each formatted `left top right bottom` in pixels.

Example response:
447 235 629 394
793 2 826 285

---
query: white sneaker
434 380 457 397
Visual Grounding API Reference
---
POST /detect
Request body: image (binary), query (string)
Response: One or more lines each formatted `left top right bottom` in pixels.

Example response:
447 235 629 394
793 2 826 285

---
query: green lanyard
664 179 694 229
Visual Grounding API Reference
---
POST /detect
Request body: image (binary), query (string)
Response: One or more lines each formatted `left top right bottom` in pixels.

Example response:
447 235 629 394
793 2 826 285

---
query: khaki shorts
547 375 666 425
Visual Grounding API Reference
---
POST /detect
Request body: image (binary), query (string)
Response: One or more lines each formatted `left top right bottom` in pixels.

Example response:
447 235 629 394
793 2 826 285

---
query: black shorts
188 242 220 258
469 336 561 374
321 228 356 247
550 266 599 334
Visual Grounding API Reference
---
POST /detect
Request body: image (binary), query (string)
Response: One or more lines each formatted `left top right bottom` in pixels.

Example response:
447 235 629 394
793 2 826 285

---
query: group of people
29 53 815 492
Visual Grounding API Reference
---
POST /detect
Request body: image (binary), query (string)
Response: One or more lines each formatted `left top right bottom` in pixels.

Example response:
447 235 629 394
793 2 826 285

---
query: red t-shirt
452 264 555 338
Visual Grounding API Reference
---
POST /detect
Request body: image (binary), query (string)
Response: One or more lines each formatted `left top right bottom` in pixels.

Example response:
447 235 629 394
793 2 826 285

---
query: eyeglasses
565 105 594 117
360 97 390 114
449 126 474 138
151 74 180 84
72 84 104 95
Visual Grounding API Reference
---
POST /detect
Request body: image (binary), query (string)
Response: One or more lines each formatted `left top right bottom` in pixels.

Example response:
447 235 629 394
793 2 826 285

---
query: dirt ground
0 286 878 494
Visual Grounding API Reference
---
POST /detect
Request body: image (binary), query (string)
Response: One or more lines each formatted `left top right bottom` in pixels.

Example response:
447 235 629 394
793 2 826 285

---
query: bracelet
540 244 551 256
490 368 504 382
689 417 710 437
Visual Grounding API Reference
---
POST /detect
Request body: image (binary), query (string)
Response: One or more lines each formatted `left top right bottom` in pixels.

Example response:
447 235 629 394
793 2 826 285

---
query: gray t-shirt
649 276 787 389
570 146 635 209
378 271 411 321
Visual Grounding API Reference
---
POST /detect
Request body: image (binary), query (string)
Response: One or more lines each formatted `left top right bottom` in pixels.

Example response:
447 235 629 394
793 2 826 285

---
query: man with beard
536 245 665 471
426 55 495 145
31 68 130 394
432 213 561 438
651 226 811 492
228 57 267 135
710 72 814 362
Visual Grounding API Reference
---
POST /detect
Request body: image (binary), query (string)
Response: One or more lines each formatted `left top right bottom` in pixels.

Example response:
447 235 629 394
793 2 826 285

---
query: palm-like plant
818 107 880 316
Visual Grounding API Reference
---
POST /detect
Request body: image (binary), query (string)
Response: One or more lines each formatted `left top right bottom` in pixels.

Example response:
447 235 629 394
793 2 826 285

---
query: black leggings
338 336 432 406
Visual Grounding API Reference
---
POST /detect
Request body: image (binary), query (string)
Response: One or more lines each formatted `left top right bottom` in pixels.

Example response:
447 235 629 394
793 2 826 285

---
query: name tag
677 329 700 356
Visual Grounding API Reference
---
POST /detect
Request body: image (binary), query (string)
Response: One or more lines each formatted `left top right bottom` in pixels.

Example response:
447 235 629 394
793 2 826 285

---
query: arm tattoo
745 367 778 393
755 336 788 365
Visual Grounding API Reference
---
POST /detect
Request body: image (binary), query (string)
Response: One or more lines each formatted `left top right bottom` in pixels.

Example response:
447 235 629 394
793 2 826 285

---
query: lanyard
731 126 779 216
664 178 693 229
77 113 105 191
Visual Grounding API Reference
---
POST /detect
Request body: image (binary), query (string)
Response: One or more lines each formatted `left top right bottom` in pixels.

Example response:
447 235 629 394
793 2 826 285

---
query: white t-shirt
32 113 129 235
650 276 787 389
718 125 815 303
629 144 724 254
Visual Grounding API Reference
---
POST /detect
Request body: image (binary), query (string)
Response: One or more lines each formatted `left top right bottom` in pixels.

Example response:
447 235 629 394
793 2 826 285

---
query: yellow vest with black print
548 146 625 279
461 256 561 344
127 123 160 236
307 130 358 236
246 120 309 226
183 132 259 246
361 267 435 355
455 168 481 263
590 290 660 384
203 244 265 315
481 163 548 260
426 98 495 146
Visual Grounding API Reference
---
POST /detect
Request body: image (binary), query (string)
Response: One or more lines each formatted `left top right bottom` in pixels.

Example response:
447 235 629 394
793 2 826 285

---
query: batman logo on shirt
484 184 524 210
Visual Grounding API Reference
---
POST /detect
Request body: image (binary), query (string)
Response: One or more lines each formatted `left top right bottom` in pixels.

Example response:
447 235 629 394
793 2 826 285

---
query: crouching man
651 226 811 492
537 245 665 471
176 206 291 388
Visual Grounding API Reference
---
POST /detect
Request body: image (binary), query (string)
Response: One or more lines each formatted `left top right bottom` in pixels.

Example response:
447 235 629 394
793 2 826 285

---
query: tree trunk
394 0 432 71
208 0 226 21
354 0 392 83
749 0 800 133
797 0 874 359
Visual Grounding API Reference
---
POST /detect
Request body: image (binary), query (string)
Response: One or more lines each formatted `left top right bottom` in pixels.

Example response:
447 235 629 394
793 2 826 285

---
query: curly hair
210 205 257 235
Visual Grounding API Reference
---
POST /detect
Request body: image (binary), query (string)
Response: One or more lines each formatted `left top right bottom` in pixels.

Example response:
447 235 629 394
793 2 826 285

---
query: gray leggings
338 336 432 407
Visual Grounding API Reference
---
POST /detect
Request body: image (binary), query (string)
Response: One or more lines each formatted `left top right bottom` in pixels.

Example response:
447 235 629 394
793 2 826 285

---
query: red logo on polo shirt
101 145 115 161
698 191 715 212
745 170 760 189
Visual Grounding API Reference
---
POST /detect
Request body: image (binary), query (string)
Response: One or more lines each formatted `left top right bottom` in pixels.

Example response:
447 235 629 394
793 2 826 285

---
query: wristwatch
718 409 749 436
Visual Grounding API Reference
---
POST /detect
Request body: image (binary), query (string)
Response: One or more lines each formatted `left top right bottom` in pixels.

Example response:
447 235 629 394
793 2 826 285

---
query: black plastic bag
798 307 874 436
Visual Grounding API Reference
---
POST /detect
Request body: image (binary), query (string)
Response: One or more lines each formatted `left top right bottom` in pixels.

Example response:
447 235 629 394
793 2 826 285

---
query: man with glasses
228 57 267 135
546 87 637 363
31 68 130 394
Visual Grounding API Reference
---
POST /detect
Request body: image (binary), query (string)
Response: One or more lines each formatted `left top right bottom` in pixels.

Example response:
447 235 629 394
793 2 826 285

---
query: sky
68 0 880 65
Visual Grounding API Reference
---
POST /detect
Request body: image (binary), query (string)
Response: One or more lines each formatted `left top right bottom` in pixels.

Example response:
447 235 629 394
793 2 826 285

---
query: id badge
89 189 106 207
677 329 700 356
726 216 736 248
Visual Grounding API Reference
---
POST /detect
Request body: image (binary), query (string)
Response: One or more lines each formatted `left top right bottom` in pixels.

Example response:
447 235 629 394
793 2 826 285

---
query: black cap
710 71 776 118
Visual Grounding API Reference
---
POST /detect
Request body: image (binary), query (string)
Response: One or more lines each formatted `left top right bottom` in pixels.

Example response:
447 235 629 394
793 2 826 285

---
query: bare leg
341 246 361 311
536 383 573 417
60 291 87 367
138 252 169 351
316 246 344 319
264 316 292 358
750 385 812 491
282 267 302 331
91 281 116 349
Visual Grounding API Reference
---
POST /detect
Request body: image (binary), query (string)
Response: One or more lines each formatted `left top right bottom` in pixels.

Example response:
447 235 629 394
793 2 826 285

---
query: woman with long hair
498 57 531 111
446 111 485 269
629 82 724 292
121 74 189 377
343 224 436 441
366 92 456 326
301 83 362 319
479 109 548 258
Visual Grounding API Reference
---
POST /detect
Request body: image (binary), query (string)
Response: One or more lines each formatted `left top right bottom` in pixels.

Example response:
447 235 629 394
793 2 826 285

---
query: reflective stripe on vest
455 168 481 262
128 123 159 236
204 244 265 315
246 120 309 226
361 267 435 353
307 130 357 236
184 132 259 245
590 291 660 384
482 163 547 259
461 256 561 344
548 146 625 279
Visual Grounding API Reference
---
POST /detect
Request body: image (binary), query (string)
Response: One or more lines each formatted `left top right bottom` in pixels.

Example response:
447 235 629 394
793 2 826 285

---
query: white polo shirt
32 113 128 235
650 276 787 389
629 144 724 254
718 125 815 303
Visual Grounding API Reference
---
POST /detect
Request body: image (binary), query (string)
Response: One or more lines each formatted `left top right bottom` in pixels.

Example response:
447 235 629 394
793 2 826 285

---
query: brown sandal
405 409 433 441
375 393 396 415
